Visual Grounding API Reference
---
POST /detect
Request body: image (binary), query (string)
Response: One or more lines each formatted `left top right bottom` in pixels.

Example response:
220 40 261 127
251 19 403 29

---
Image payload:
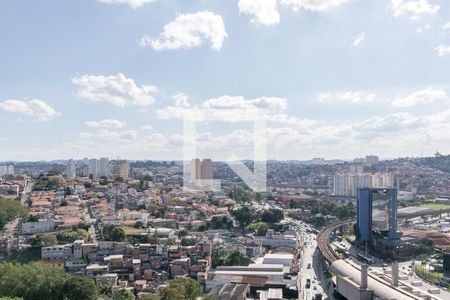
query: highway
285 216 327 300
268 199 327 300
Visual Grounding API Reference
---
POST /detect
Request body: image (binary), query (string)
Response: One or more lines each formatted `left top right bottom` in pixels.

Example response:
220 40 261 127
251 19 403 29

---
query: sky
1 0 450 161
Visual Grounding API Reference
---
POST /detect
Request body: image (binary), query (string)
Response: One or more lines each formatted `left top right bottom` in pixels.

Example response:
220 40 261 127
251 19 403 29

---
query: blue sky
1 0 450 161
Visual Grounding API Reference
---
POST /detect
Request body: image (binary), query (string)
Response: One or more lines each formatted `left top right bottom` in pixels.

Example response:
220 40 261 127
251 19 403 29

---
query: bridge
398 207 450 219
316 219 442 299
317 219 354 263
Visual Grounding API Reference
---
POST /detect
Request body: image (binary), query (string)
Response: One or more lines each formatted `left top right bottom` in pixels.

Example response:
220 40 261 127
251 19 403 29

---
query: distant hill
420 155 450 173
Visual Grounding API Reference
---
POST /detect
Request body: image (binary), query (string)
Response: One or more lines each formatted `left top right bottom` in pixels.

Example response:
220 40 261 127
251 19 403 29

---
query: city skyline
1 0 450 161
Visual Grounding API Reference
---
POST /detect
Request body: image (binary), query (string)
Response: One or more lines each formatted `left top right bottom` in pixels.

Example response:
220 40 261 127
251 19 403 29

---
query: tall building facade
66 159 76 178
191 159 201 180
99 157 110 177
333 174 353 196
356 188 399 246
333 172 394 197
191 158 213 181
111 160 129 179
352 173 373 197
201 159 213 180
0 164 14 176
88 159 100 178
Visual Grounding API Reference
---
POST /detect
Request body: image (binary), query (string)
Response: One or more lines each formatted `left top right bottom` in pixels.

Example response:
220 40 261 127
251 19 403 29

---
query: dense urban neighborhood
2 155 450 299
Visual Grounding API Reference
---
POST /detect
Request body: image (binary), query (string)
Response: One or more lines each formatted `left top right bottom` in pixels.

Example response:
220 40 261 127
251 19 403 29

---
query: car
306 278 311 289
307 263 311 269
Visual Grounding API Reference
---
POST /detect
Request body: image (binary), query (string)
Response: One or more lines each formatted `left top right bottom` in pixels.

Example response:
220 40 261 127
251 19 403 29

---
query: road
21 180 33 206
266 201 328 300
285 216 327 300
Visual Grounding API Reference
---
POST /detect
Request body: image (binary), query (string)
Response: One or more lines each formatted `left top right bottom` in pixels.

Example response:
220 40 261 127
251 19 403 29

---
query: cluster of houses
1 174 302 299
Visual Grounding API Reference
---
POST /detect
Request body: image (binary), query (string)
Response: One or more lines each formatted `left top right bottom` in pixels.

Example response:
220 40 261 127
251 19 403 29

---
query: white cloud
353 112 422 139
0 99 59 121
72 73 157 107
156 95 287 122
352 32 366 47
280 0 349 11
172 92 190 107
201 95 287 111
85 119 127 129
389 0 440 20
98 0 155 9
141 11 227 51
268 114 317 129
141 125 154 130
12 107 450 160
238 0 348 25
436 45 450 57
238 0 280 26
443 22 450 31
391 87 447 107
318 91 376 103
79 129 137 140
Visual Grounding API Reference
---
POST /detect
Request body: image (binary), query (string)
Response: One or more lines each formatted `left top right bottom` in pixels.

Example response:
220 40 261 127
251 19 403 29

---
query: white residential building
22 220 55 234
0 164 14 176
333 172 394 197
99 157 110 177
333 173 353 196
89 159 100 178
66 159 76 178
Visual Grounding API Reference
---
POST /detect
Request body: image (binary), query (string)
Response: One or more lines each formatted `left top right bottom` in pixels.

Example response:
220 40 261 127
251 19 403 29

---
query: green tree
160 287 184 300
247 222 268 236
77 221 91 231
178 229 188 237
261 209 283 224
102 225 126 242
56 229 88 243
62 276 98 300
31 234 58 248
197 224 207 231
133 221 146 229
112 289 135 300
211 248 251 268
160 278 202 300
226 187 251 203
181 237 196 246
0 198 28 231
27 215 39 222
210 216 233 230
0 262 67 300
230 206 254 229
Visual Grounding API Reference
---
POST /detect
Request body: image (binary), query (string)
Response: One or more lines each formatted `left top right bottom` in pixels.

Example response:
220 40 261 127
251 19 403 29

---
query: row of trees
0 263 97 300
211 248 251 268
0 263 207 300
102 225 126 241
289 198 355 219
0 198 27 231
33 175 60 190
230 207 284 230
31 228 89 248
